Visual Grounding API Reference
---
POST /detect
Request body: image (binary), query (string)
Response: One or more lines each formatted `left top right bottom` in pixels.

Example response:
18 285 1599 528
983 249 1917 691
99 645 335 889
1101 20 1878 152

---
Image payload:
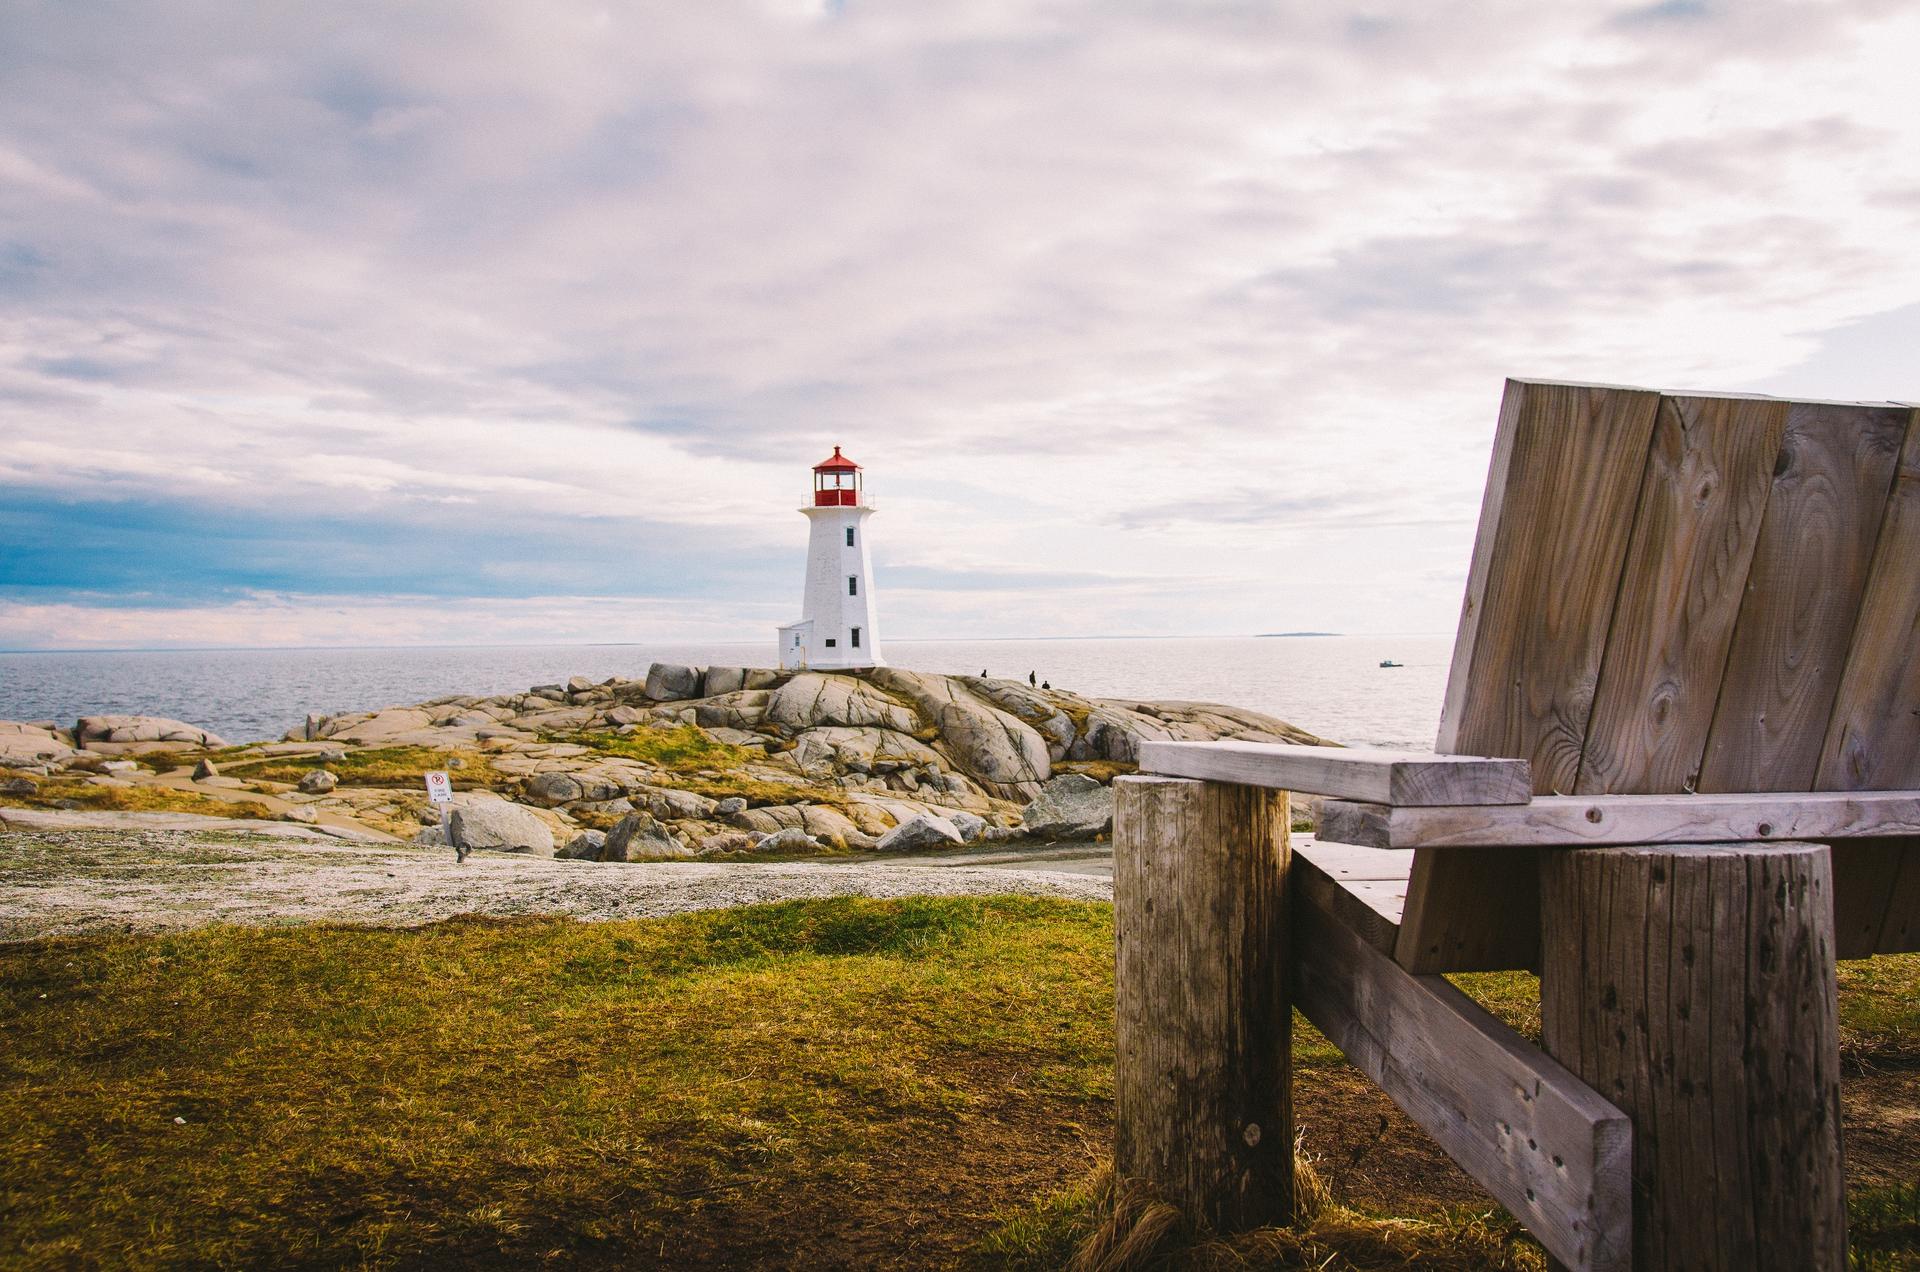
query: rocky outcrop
603 812 684 861
876 812 964 853
3 663 1331 863
1021 773 1114 840
0 722 77 767
765 674 917 733
450 799 556 857
869 669 1052 799
74 715 229 751
644 663 702 702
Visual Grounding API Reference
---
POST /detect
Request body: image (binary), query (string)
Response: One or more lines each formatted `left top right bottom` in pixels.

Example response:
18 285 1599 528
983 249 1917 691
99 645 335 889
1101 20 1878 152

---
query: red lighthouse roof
813 445 860 472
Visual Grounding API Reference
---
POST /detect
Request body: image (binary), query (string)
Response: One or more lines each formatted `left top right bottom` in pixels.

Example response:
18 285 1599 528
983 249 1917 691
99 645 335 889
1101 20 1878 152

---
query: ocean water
0 635 1454 749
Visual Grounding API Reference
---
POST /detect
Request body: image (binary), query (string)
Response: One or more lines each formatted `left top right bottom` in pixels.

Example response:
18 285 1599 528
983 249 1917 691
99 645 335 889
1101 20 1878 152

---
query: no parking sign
424 771 454 804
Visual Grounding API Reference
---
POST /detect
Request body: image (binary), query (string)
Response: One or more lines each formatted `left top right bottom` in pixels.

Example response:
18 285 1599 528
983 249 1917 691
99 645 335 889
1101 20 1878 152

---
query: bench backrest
1438 379 1919 797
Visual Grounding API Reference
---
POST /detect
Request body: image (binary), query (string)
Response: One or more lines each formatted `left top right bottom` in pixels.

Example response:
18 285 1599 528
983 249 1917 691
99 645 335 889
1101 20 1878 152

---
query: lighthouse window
851 627 861 648
824 638 837 648
845 527 855 547
848 576 858 596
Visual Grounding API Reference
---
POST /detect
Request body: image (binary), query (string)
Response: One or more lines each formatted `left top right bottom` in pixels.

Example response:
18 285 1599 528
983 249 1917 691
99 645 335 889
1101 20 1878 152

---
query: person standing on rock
1029 670 1037 687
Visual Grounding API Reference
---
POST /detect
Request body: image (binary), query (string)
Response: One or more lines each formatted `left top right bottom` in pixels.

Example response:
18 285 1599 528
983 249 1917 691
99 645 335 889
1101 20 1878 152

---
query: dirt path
0 811 1112 941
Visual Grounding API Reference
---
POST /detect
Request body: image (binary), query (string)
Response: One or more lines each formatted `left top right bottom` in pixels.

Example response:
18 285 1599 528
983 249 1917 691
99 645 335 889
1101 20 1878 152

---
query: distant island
1254 631 1340 638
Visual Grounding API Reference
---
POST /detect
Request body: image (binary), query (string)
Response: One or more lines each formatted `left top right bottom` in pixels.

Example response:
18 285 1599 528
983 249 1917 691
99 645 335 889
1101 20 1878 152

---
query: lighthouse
777 446 885 670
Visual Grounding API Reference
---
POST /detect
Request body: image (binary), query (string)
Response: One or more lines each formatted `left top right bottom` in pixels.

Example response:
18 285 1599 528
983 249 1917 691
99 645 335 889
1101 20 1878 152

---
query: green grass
0 898 1115 1270
0 779 274 820
2 902 1914 1270
562 725 756 774
222 745 507 790
1850 1183 1920 1270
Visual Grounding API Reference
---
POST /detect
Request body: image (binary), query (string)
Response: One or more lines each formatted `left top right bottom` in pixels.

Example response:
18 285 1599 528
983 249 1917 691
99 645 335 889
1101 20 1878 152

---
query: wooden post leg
1539 842 1846 1271
1113 775 1292 1232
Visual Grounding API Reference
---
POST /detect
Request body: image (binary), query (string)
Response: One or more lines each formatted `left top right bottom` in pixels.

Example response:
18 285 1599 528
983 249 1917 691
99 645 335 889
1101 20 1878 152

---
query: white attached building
777 446 885 670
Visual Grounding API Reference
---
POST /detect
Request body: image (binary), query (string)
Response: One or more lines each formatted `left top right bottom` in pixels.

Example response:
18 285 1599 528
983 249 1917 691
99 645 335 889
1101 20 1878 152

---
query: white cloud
1 0 1917 648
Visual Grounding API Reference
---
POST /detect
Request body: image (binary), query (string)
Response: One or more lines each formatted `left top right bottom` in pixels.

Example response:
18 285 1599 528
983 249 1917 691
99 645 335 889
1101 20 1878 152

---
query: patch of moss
1053 759 1138 784
0 781 274 820
224 746 506 791
561 725 756 774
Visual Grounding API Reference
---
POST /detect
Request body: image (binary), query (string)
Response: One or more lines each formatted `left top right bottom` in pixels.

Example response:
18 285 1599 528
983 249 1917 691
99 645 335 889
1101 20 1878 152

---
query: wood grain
1699 400 1908 791
1818 406 1920 790
1112 776 1293 1231
1831 839 1906 959
1293 836 1411 953
1576 393 1788 794
1540 843 1846 1270
1294 890 1629 1271
1875 839 1920 954
1318 789 1920 849
1138 739 1531 806
1393 847 1541 972
1437 379 1663 793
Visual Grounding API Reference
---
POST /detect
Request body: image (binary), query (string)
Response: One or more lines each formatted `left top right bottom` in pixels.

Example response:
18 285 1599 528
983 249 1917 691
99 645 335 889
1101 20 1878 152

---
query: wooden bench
1114 379 1919 1270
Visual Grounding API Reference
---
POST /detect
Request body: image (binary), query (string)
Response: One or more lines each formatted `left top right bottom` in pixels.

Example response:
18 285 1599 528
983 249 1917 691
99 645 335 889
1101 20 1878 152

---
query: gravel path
0 811 1113 941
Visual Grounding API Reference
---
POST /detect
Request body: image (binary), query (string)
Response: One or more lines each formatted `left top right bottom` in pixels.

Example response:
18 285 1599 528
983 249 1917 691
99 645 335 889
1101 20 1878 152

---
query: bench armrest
1138 740 1533 807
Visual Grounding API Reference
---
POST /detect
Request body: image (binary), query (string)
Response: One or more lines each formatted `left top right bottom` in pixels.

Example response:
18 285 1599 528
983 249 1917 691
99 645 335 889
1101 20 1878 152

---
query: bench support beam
1113 775 1293 1231
1294 887 1630 1271
1540 841 1847 1270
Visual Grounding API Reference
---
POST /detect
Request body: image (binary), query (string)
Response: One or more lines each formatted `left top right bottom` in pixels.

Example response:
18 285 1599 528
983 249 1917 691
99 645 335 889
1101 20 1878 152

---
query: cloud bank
2 0 1917 648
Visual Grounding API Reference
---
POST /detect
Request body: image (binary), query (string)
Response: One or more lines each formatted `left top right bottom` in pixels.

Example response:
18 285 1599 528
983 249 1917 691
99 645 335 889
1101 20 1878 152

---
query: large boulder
297 769 338 794
522 770 624 807
603 811 685 861
644 663 702 702
557 829 608 860
73 715 228 749
0 721 77 767
628 784 718 821
876 812 965 853
868 669 1051 798
1021 773 1115 840
449 800 556 856
789 726 943 776
693 691 771 730
756 827 818 853
765 674 918 733
701 666 747 697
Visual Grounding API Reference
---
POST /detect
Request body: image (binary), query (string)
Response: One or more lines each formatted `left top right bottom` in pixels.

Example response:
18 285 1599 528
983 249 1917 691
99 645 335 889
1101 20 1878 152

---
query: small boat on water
1378 659 1403 668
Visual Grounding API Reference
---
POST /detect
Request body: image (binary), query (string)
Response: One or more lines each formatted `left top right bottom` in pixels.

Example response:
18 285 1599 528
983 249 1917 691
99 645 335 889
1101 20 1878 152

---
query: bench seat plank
1140 740 1531 806
1319 790 1920 849
1293 836 1411 954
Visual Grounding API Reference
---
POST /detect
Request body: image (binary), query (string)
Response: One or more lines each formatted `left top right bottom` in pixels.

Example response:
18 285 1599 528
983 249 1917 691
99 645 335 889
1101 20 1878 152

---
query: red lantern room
812 446 863 507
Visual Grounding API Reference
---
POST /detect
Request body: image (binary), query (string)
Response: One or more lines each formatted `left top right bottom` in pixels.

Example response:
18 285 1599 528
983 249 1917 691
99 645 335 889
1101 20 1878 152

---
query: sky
2 0 1917 651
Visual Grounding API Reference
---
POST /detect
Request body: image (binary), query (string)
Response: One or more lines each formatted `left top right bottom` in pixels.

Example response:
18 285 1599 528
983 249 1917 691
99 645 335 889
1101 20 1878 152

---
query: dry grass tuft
0 780 274 820
223 745 507 790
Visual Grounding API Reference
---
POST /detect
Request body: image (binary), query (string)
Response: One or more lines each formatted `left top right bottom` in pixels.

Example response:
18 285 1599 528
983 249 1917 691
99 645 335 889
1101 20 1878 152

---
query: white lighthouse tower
777 446 885 670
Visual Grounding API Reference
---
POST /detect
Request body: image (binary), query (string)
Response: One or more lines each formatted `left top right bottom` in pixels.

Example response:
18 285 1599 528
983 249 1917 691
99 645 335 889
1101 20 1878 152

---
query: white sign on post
424 771 454 804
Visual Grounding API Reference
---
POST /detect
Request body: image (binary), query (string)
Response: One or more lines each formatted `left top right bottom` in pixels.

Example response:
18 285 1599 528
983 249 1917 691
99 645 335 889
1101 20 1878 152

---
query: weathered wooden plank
1699 400 1909 791
1875 838 1920 954
1319 789 1920 849
1393 847 1540 972
1294 889 1630 1271
1113 776 1293 1231
1138 740 1531 806
1294 837 1410 954
1831 839 1906 960
1438 379 1663 793
1819 406 1920 790
1540 843 1845 1269
1576 393 1788 794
